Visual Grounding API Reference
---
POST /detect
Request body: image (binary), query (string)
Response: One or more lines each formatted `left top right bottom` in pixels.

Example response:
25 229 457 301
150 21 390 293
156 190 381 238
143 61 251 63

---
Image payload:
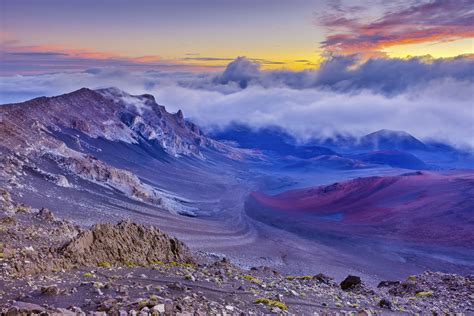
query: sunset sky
0 0 473 149
1 0 473 74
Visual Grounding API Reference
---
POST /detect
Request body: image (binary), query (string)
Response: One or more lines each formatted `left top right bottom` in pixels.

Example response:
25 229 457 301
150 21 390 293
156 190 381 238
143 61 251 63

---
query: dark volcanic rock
41 285 59 295
340 275 361 290
59 220 194 267
314 273 333 284
379 298 392 309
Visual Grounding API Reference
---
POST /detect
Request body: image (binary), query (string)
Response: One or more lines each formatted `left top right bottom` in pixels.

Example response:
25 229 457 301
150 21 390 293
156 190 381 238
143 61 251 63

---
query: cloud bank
1 55 473 148
154 79 474 149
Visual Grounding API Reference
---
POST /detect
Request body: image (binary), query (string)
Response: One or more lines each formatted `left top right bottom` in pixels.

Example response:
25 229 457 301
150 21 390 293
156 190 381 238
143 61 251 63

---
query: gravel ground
1 189 474 315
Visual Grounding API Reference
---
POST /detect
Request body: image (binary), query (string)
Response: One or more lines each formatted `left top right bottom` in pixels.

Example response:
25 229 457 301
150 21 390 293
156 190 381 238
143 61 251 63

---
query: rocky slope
0 88 247 217
0 189 192 279
0 87 231 158
1 192 473 315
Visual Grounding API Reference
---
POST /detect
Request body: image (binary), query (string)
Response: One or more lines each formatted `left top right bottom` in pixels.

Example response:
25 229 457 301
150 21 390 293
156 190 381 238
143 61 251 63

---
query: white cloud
1 56 473 149
151 79 474 149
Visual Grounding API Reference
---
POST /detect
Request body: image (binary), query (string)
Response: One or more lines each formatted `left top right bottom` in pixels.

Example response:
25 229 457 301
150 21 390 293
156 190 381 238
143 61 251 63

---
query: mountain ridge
1 87 235 158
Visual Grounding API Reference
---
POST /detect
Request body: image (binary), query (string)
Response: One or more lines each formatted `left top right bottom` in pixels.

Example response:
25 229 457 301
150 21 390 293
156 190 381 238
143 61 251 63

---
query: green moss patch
243 275 263 284
254 298 288 310
98 261 112 268
416 291 433 297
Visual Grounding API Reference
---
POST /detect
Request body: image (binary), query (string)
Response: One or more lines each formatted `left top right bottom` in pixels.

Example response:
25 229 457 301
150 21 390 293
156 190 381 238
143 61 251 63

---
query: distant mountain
359 129 428 151
354 150 428 170
281 155 367 170
308 134 358 150
208 123 474 170
209 123 296 153
209 123 335 158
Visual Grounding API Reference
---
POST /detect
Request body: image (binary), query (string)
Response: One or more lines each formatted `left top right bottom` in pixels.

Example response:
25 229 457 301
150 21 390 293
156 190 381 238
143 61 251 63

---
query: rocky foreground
1 189 473 315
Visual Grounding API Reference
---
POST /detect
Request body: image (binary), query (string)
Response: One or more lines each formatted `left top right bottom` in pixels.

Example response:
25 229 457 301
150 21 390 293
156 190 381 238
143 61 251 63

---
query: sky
1 0 473 74
0 0 473 147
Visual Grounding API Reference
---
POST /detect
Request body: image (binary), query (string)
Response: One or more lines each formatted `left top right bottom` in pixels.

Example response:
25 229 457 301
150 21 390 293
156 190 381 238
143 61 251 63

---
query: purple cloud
317 0 474 56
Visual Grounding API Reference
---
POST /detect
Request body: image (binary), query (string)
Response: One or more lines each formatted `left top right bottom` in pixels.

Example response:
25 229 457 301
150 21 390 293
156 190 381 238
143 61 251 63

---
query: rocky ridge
60 221 193 268
0 87 231 158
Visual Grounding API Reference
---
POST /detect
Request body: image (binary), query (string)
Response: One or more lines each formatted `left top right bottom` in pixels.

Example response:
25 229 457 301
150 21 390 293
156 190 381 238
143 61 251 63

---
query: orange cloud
0 39 208 75
1 41 163 63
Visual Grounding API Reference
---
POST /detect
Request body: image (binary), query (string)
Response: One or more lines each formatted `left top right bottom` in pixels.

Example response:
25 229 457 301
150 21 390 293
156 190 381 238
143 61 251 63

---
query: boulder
379 298 392 309
340 275 361 290
59 220 193 267
314 273 333 284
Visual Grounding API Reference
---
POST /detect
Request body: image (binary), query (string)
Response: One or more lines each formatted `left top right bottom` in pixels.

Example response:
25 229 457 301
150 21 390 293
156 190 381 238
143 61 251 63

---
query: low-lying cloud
154 79 474 149
1 55 473 149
